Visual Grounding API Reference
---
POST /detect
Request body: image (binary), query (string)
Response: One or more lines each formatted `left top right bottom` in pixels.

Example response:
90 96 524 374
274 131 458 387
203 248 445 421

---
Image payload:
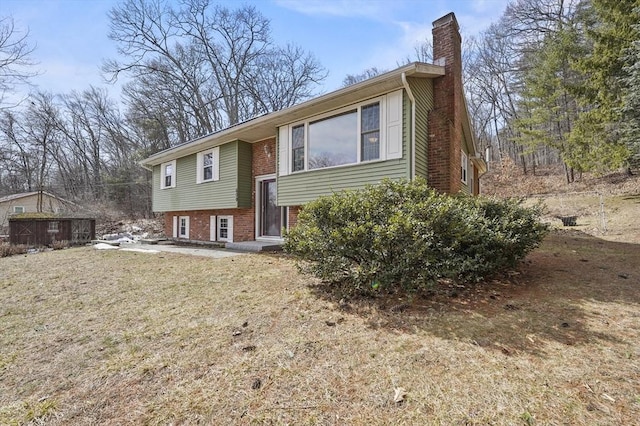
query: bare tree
0 16 38 108
342 67 387 87
0 92 61 208
104 0 326 147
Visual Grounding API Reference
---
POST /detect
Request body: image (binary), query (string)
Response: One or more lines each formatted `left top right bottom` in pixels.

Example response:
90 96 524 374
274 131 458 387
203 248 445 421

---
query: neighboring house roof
140 62 446 169
0 191 70 204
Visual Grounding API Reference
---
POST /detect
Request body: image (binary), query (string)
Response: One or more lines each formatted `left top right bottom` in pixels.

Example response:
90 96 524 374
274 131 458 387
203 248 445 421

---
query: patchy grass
1 232 639 424
532 193 640 244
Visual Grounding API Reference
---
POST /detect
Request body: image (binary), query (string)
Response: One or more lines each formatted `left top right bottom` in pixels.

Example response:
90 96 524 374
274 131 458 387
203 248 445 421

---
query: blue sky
3 0 510 103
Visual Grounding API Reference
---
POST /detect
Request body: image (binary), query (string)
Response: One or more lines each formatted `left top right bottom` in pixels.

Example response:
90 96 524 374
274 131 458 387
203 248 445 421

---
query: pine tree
620 10 640 171
570 0 640 172
514 25 584 181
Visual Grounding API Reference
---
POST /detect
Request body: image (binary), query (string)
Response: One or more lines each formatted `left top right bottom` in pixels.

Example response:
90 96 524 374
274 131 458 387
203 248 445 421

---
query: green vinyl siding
402 89 411 178
408 77 434 180
278 157 408 205
152 140 252 212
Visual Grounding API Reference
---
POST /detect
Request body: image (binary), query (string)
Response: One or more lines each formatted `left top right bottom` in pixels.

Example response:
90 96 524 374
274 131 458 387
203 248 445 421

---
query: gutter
401 72 416 179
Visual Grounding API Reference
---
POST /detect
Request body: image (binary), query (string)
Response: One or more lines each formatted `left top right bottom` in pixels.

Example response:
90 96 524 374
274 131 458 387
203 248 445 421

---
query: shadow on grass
309 230 640 357
622 194 640 203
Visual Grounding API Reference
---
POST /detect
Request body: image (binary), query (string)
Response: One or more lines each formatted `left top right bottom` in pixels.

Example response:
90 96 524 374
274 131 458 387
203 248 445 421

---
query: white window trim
461 151 468 185
217 215 233 242
255 174 288 242
279 90 404 176
178 215 189 239
160 160 177 189
196 147 220 184
13 206 25 213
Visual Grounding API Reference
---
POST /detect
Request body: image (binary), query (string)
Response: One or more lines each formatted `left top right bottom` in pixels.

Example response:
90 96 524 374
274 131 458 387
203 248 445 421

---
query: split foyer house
141 13 486 246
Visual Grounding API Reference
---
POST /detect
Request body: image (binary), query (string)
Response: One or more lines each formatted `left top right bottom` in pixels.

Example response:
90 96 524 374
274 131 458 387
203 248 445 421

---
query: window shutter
386 90 403 160
278 126 289 176
227 216 234 243
184 217 190 239
209 215 217 241
172 216 178 238
212 147 220 181
196 152 203 184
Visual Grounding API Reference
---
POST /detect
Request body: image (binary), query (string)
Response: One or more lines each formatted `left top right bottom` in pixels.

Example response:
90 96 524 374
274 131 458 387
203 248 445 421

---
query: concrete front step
225 240 283 252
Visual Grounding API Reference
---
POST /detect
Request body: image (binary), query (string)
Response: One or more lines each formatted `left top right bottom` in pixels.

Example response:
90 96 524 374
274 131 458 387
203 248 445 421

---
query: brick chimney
427 13 463 193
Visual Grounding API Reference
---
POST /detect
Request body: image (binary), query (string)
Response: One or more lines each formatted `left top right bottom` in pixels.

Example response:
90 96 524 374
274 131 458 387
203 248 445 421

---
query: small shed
0 191 78 234
9 214 95 247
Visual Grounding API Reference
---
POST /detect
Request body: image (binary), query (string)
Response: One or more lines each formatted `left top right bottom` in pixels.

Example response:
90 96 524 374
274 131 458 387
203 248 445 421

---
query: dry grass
1 222 639 425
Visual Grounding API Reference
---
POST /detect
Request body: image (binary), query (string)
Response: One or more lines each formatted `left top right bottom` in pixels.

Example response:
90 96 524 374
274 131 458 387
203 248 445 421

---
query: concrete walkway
114 242 245 259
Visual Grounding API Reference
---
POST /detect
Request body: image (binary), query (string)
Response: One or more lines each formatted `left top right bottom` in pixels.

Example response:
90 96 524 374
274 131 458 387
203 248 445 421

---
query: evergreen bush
284 178 549 297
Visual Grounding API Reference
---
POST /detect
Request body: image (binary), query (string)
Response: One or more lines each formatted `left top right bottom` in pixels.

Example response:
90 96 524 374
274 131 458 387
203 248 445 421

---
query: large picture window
289 101 381 172
278 90 403 177
309 110 357 169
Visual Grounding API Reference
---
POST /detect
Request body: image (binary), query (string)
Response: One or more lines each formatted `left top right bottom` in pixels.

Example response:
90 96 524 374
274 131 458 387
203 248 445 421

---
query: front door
259 178 285 238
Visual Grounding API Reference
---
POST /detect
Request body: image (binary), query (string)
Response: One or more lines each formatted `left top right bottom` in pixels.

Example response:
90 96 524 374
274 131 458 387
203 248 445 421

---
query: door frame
255 174 287 241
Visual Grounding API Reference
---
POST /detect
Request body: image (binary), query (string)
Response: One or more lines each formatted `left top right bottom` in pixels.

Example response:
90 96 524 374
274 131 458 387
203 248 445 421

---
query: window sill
288 157 390 176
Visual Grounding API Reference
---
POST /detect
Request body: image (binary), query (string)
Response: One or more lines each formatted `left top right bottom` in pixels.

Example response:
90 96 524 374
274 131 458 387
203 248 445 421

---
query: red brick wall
163 208 255 242
428 13 463 194
288 205 302 229
252 138 277 217
252 138 277 177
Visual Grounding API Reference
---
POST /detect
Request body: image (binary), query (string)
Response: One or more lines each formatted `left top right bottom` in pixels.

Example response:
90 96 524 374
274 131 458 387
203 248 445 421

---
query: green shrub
284 178 549 297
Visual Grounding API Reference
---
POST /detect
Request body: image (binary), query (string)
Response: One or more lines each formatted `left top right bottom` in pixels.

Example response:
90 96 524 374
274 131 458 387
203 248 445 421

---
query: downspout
401 72 416 179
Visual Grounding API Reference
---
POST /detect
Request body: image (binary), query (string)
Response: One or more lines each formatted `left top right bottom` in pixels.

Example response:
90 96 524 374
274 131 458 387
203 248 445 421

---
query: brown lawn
1 198 639 424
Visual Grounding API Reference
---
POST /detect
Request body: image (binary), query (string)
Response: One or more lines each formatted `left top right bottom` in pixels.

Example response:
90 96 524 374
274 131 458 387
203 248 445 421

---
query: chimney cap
432 12 459 32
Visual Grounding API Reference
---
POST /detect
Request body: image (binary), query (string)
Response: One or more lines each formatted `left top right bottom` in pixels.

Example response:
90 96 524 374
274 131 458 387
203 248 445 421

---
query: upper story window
278 90 403 177
196 147 220 183
13 206 25 214
160 160 176 189
461 151 468 184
